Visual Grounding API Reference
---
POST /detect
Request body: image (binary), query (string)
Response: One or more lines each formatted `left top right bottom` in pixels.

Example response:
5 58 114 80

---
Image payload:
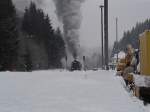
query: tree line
0 0 66 71
112 19 150 56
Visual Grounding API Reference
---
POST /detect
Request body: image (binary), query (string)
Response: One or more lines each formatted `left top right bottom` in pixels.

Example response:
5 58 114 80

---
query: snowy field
0 70 149 112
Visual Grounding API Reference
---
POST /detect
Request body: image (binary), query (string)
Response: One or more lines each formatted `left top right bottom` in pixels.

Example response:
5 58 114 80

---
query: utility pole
116 17 119 63
83 56 86 71
65 56 67 70
104 0 109 70
100 5 104 69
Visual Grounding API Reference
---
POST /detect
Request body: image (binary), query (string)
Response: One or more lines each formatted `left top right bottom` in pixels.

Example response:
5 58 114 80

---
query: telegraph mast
100 5 104 69
104 0 109 70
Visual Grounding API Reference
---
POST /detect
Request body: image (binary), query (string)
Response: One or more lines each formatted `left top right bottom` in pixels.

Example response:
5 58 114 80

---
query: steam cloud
53 0 84 58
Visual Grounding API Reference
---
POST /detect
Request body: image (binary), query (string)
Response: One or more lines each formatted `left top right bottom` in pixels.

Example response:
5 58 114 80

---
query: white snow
118 51 126 59
114 51 126 59
0 70 149 112
134 75 150 87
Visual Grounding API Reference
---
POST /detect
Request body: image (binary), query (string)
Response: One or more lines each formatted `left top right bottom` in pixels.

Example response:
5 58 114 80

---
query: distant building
109 51 126 69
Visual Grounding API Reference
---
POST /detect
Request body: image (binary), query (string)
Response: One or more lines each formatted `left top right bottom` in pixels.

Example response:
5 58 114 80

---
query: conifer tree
0 0 18 71
22 2 66 69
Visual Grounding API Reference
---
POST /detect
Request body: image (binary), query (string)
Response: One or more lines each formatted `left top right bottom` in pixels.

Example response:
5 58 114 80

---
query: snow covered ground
0 70 149 112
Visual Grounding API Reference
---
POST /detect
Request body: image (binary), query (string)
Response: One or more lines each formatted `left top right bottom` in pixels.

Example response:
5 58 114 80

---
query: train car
134 30 150 104
139 30 150 75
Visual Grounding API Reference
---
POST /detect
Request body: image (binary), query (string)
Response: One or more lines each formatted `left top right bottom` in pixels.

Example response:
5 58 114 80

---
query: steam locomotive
71 59 82 71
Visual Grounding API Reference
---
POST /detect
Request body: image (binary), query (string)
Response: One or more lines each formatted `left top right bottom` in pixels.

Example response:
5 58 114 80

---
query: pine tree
22 2 66 69
0 0 18 71
50 28 66 68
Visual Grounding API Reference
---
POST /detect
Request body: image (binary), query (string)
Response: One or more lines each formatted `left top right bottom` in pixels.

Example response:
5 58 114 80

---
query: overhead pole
116 17 119 63
65 56 68 70
100 5 104 69
104 0 109 70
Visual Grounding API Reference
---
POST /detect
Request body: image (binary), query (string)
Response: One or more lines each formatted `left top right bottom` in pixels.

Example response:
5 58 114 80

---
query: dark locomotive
71 59 82 71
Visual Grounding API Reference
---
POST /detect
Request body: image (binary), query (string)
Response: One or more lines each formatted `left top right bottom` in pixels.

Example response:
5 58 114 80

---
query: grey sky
13 0 150 49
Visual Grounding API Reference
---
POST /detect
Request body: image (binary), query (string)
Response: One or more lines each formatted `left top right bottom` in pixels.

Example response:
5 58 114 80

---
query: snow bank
0 70 148 112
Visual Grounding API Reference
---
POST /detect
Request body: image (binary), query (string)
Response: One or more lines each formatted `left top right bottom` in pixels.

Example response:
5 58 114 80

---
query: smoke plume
53 0 84 58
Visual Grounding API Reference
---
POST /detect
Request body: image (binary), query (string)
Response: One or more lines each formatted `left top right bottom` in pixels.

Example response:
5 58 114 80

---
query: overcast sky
13 0 150 49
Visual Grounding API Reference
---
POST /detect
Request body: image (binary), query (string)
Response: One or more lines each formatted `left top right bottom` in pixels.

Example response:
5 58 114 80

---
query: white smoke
53 0 85 58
